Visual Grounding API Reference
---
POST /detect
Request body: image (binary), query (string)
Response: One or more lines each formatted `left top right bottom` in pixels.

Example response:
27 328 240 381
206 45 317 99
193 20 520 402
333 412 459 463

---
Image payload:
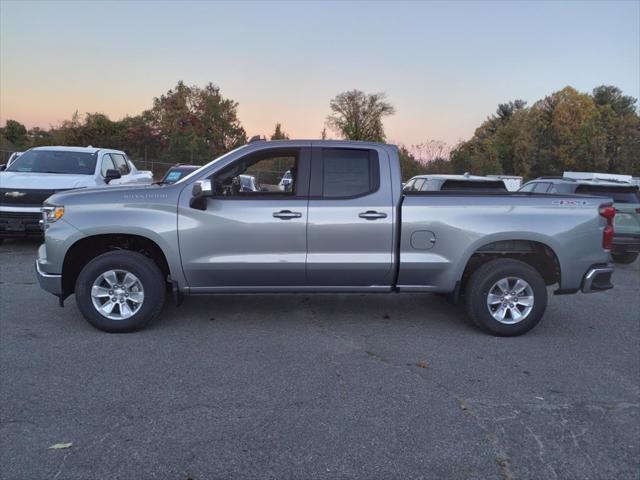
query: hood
0 171 100 189
46 182 174 206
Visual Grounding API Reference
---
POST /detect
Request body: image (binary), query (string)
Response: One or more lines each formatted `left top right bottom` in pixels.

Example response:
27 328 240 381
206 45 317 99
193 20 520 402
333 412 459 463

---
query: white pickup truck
0 146 152 240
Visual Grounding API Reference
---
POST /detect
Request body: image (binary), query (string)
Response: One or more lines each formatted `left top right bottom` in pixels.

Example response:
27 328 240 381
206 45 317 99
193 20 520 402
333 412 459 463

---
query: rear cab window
440 180 507 192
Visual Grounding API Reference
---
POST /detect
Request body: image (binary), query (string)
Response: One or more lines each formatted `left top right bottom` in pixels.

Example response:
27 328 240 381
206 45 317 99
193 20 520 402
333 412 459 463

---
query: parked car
0 146 152 241
403 174 508 192
519 173 640 264
159 164 200 184
36 140 614 336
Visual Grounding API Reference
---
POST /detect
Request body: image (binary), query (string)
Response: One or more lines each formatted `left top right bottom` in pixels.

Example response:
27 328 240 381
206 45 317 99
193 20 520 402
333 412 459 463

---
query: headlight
42 205 65 224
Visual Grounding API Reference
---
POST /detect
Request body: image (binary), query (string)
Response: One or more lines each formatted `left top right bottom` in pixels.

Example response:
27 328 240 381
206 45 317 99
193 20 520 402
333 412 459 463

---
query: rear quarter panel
398 194 611 292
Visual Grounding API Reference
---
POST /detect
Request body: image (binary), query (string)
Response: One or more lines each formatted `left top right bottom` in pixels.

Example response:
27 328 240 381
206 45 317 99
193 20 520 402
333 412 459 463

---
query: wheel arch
458 236 562 292
61 233 174 294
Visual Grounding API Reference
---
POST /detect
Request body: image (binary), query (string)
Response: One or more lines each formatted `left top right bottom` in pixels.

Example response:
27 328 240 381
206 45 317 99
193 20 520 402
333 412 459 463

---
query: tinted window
533 182 552 193
550 183 574 194
440 180 507 191
6 150 97 175
111 153 130 175
419 179 441 191
322 149 375 198
575 185 640 203
101 154 117 176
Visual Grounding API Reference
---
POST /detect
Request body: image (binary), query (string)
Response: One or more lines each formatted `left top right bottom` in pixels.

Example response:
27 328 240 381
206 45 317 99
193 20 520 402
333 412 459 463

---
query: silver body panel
38 140 612 297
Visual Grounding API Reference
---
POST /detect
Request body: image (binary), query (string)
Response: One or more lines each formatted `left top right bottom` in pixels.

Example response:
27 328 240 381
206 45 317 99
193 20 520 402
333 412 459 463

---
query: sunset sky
1 0 638 147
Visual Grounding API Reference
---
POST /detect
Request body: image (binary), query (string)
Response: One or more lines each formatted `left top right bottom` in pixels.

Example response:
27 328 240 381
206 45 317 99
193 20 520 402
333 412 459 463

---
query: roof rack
248 135 266 143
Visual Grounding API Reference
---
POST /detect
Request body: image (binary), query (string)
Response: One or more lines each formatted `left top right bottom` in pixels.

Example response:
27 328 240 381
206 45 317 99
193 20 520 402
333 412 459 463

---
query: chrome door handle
359 210 387 220
273 210 302 220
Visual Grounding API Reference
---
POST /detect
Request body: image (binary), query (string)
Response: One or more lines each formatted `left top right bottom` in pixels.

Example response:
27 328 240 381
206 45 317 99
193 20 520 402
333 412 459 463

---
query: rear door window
321 149 378 198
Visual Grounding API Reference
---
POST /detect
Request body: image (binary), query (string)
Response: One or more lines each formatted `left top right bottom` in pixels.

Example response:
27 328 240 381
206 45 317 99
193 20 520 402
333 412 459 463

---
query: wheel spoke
100 301 116 315
487 293 503 305
119 301 133 318
509 307 523 322
123 273 137 289
494 305 507 320
91 286 110 298
496 279 509 294
128 291 144 304
513 279 529 294
102 271 118 287
516 295 534 307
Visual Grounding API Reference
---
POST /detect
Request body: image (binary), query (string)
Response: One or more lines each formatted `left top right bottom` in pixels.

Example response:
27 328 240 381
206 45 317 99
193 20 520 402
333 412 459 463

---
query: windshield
5 149 98 175
575 185 640 203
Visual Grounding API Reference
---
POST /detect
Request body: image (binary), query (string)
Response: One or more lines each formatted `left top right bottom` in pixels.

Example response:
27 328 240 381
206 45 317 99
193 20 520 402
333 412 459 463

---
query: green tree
148 81 246 163
3 120 28 148
270 123 289 140
591 85 639 174
327 90 395 142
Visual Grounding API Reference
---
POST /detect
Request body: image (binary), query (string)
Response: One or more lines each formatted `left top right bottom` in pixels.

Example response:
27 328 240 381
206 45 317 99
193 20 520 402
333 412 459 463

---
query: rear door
306 146 394 287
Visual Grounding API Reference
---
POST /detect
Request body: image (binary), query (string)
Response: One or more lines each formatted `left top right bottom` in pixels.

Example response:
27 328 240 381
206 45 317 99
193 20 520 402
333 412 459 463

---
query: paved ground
1 239 638 480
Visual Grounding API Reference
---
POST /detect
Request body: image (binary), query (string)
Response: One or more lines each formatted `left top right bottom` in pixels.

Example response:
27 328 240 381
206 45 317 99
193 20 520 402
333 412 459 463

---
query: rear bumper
612 234 640 253
36 259 63 296
581 264 614 293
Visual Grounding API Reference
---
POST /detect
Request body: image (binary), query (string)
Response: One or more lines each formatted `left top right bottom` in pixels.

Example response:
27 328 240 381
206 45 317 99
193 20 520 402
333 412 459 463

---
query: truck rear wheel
75 251 166 333
611 252 638 264
465 258 547 336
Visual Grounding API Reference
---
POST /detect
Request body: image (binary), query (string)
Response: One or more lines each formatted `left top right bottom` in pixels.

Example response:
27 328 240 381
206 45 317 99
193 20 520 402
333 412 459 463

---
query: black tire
465 258 548 337
75 250 166 333
611 252 638 265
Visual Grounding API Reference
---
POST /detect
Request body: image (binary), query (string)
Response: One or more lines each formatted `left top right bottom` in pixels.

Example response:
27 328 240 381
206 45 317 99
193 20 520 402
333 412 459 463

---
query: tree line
1 82 638 179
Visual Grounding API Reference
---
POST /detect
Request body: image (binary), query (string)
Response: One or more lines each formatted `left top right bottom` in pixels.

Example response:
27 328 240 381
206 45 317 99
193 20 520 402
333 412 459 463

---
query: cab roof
30 146 124 154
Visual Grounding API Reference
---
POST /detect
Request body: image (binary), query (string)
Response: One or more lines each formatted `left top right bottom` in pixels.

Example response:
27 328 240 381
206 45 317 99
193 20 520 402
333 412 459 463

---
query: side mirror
190 179 213 210
104 169 122 184
0 164 6 171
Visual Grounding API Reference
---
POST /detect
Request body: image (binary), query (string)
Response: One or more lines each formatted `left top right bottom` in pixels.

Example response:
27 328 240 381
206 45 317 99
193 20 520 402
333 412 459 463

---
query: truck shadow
154 292 477 334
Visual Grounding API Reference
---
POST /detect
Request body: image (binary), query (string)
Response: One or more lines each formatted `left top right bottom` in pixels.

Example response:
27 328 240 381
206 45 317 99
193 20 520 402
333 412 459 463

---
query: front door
306 146 394 287
178 147 311 289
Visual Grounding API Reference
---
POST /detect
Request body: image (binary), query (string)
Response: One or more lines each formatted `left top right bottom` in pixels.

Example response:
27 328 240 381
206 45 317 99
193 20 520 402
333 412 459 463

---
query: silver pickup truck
36 140 615 336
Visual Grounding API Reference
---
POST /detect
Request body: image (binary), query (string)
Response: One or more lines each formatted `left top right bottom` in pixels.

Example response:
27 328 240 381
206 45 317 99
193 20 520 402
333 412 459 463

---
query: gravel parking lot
1 239 638 480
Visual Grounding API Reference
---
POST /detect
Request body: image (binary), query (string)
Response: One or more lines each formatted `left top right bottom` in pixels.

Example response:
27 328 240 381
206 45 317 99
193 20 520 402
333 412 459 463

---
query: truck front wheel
75 251 166 333
465 258 548 336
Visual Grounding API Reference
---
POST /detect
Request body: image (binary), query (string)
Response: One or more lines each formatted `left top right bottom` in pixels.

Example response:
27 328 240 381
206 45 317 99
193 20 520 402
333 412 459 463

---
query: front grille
0 188 61 207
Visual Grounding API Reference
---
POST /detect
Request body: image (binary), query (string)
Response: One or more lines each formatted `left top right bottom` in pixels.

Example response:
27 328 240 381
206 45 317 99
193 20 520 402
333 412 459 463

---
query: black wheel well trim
459 240 562 291
61 234 171 295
